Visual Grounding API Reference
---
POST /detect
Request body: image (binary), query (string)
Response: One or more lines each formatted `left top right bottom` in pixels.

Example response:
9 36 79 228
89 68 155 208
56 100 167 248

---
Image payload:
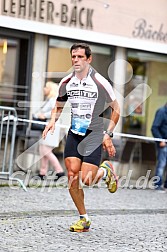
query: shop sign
132 18 167 43
1 0 94 29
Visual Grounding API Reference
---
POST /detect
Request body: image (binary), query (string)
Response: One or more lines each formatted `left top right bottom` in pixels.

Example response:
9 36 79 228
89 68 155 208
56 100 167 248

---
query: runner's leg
65 157 87 214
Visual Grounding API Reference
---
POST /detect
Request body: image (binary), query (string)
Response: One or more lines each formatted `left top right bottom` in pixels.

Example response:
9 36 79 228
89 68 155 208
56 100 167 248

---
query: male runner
43 43 120 232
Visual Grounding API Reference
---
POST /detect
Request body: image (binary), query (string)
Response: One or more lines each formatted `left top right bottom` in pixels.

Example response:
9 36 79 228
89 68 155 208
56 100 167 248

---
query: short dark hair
70 43 92 59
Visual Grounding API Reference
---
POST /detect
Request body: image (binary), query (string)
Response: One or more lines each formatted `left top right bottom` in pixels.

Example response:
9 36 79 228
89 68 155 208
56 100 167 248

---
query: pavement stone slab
0 187 166 252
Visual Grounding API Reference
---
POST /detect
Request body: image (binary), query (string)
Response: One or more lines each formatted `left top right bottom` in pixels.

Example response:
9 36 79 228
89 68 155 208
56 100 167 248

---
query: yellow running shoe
69 218 91 232
100 160 118 193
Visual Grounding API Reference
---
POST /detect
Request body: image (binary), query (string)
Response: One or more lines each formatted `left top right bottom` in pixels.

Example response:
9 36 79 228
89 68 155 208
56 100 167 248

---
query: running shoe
100 160 118 193
69 218 91 232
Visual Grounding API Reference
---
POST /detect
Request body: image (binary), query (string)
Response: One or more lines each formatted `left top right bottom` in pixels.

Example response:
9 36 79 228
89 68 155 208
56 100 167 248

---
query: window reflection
123 50 167 136
47 38 114 82
0 38 18 107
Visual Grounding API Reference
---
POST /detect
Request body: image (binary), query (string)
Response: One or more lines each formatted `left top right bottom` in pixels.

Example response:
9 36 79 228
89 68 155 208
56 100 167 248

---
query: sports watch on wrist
104 130 113 138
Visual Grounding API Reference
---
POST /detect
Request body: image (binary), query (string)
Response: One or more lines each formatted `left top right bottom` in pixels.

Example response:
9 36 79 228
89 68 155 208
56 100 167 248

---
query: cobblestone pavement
0 184 167 252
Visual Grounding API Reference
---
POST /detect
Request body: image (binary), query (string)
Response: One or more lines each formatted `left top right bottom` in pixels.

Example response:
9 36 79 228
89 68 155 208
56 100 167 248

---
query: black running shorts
64 129 103 167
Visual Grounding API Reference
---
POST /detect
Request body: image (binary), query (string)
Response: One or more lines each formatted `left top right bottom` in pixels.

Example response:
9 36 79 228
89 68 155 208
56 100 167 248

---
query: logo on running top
80 104 91 110
67 90 97 98
72 103 79 108
85 114 91 119
70 82 78 87
82 82 93 87
73 114 87 119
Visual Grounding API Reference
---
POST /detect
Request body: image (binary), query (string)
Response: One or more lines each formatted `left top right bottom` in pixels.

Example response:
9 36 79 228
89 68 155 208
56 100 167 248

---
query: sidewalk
0 183 167 252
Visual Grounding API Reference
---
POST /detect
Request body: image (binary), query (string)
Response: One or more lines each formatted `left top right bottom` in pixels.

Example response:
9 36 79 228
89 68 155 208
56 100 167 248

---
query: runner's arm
42 101 66 139
103 99 120 157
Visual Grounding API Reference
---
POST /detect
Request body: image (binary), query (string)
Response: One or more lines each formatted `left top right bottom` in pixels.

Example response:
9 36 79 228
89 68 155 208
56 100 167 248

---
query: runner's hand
42 120 55 139
102 134 116 157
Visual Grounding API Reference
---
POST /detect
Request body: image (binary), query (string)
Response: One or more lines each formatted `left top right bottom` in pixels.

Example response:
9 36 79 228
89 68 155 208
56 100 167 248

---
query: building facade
0 0 167 140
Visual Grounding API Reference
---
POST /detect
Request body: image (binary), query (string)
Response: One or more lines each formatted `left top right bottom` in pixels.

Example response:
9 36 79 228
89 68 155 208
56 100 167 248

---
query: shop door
0 30 34 133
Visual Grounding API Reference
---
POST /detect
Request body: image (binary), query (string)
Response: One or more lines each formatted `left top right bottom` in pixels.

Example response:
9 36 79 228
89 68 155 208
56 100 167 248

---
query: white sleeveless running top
57 68 116 136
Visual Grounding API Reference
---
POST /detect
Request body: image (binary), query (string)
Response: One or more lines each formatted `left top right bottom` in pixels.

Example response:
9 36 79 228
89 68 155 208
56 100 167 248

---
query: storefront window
123 49 167 136
0 38 18 107
47 38 114 82
0 31 34 132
